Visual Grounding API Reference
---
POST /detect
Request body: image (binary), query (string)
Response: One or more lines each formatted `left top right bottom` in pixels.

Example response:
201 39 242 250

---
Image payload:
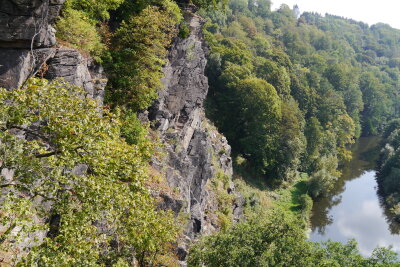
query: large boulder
45 48 106 105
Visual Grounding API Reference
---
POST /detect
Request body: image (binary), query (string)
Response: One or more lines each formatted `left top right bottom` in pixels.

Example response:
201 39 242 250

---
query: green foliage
192 0 228 9
56 8 105 59
201 3 390 189
58 0 186 110
254 57 291 96
298 193 313 219
307 156 340 199
179 22 191 38
273 174 312 222
0 79 178 266
360 72 391 135
274 98 306 181
64 0 124 20
106 1 182 110
377 121 400 221
211 172 235 230
235 78 282 174
188 210 399 266
120 110 148 145
188 211 313 267
233 177 272 218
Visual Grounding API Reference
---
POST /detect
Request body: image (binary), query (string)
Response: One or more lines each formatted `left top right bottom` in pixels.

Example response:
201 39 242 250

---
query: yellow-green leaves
64 0 124 21
0 79 178 265
107 1 181 110
56 8 105 59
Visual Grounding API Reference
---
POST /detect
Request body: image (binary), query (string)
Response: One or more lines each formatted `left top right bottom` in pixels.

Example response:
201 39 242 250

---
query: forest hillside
1 0 400 266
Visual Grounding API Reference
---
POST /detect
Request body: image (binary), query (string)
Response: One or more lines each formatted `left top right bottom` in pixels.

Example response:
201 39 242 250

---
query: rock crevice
0 2 241 264
149 12 239 256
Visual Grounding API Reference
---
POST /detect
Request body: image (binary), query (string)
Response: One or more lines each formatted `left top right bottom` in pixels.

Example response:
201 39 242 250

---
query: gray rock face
45 48 106 105
149 12 239 255
0 0 106 103
0 48 55 89
0 0 65 48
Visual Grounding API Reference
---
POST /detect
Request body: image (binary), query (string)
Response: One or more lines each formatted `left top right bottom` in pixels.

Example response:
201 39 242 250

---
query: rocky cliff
0 0 106 104
0 1 107 263
147 11 241 261
0 2 240 264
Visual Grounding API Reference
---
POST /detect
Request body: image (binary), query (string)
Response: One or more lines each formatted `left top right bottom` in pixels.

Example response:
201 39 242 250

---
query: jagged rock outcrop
0 0 106 104
0 1 241 264
44 48 106 104
149 11 241 260
0 0 64 49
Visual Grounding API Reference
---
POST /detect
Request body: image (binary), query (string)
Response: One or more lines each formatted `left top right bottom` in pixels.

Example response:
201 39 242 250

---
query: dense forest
189 1 400 265
1 0 400 265
202 2 400 193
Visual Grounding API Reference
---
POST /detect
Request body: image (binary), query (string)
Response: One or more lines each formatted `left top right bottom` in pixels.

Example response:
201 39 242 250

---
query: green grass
233 176 273 219
274 173 311 215
231 155 314 227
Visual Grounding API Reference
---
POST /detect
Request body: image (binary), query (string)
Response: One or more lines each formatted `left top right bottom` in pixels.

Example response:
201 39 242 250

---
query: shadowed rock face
0 0 106 102
0 48 54 88
0 0 65 49
149 11 241 260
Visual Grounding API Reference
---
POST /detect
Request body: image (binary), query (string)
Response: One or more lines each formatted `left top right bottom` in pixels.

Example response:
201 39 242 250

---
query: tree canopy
200 1 399 192
0 79 178 266
189 211 399 267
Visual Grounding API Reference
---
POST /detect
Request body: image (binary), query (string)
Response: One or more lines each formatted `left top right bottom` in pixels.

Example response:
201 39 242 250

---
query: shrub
120 110 148 145
299 193 313 219
307 169 337 199
179 22 191 38
307 156 340 199
106 1 182 109
211 172 235 230
56 9 105 60
64 0 124 21
120 109 153 160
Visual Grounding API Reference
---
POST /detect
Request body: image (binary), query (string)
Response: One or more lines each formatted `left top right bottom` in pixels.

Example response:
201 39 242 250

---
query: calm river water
310 137 400 255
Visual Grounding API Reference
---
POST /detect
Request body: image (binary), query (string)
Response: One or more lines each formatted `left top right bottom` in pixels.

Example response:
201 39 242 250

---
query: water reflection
380 195 400 235
310 137 400 255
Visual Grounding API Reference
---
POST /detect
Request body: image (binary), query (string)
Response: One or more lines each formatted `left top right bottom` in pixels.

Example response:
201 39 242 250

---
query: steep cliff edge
0 0 106 104
148 11 241 259
0 2 240 263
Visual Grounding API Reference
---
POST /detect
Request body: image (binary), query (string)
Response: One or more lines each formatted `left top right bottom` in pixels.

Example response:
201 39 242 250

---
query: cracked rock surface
149 12 242 262
0 0 106 102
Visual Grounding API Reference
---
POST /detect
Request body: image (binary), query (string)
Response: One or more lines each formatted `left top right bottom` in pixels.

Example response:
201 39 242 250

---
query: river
310 136 400 256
